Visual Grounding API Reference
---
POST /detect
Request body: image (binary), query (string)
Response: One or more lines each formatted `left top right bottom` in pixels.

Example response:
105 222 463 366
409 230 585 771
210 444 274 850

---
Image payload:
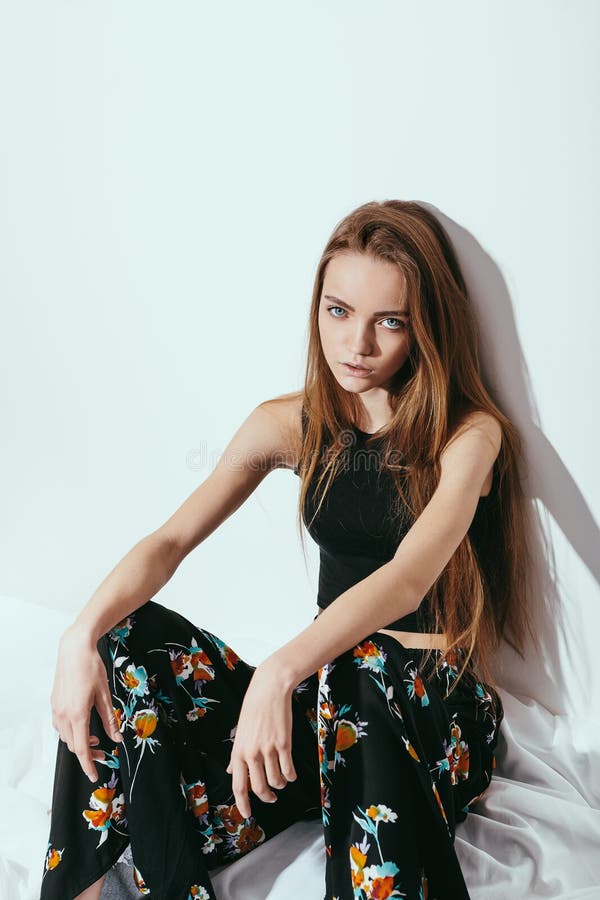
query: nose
347 321 374 357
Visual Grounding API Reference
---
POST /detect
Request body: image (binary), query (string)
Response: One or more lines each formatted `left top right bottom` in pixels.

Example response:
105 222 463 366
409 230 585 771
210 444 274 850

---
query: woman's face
318 251 413 397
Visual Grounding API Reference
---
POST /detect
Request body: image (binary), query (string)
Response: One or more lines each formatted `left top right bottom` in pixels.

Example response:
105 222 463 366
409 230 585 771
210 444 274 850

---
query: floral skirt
39 600 503 900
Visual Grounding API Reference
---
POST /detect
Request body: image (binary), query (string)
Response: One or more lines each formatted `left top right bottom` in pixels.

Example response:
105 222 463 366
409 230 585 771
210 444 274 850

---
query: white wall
1 0 598 718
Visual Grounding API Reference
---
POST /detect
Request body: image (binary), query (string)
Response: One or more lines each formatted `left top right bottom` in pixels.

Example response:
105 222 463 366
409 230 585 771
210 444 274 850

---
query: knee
108 600 192 644
98 601 179 665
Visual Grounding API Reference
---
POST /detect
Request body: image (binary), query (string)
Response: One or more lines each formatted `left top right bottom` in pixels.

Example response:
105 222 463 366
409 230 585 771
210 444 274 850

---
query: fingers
89 734 104 761
54 716 74 754
226 741 300 819
95 684 123 742
52 696 120 776
50 643 122 781
263 748 290 790
72 716 99 783
247 757 277 807
276 745 297 784
229 758 252 819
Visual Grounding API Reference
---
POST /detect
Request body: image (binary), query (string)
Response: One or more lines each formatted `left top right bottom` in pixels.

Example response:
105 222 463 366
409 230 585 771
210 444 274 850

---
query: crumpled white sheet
2 596 599 900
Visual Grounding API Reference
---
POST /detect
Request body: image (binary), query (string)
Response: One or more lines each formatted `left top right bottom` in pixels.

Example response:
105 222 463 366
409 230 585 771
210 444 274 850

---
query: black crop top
293 410 497 632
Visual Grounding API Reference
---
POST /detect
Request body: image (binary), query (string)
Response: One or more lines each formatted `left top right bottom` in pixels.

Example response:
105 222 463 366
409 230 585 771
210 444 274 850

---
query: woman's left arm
227 412 502 817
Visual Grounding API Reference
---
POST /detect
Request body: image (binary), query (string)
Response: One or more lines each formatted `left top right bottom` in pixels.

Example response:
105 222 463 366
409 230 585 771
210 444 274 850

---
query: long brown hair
294 200 538 698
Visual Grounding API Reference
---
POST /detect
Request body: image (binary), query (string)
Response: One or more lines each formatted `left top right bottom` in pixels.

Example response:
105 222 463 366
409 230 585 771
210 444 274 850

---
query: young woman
40 200 535 900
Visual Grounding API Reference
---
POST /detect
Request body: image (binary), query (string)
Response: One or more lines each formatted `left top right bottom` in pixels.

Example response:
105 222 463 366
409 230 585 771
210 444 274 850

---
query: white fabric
1 596 599 900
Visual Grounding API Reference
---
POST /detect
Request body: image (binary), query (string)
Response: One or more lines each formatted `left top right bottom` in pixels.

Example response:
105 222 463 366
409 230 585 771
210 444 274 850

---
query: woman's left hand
225 658 298 819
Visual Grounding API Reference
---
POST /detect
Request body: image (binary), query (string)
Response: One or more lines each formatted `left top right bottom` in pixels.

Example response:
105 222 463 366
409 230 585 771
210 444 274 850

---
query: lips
340 362 373 377
343 362 372 372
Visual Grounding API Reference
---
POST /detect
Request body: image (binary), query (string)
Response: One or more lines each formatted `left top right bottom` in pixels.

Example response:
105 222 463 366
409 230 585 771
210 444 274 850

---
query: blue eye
326 306 406 331
382 317 406 330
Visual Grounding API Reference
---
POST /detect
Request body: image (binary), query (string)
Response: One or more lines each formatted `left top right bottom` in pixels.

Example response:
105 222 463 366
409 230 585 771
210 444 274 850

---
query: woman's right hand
50 623 123 783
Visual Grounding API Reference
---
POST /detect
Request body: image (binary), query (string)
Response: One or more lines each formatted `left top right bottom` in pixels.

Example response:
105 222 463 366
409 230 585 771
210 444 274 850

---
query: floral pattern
317 634 503 898
40 601 503 900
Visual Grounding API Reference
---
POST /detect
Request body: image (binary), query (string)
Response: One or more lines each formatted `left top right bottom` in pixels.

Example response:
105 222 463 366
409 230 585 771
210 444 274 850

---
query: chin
337 378 374 393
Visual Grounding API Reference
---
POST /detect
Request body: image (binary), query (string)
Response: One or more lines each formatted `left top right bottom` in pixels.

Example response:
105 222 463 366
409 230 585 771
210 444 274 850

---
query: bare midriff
376 627 448 651
315 609 448 652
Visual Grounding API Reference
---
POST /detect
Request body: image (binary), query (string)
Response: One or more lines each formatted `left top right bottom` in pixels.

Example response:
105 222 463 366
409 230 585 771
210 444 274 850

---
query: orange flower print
432 781 449 831
366 804 398 824
213 803 245 834
350 843 368 892
401 734 421 762
444 648 460 670
317 661 369 830
114 706 124 732
353 640 386 673
212 803 266 860
40 841 65 889
433 719 469 786
335 719 360 752
169 639 221 721
349 807 405 898
188 885 211 899
169 640 214 686
131 708 158 744
449 721 470 782
185 778 210 818
44 842 64 871
133 864 150 894
119 663 149 699
190 648 216 683
82 771 126 849
128 705 161 798
170 652 190 679
332 709 367 763
320 700 336 721
235 820 266 854
186 702 214 722
351 640 408 727
404 665 429 707
108 615 134 647
203 630 241 671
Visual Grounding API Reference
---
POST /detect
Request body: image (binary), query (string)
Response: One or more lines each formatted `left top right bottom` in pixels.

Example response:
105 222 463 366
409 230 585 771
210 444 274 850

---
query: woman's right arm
52 397 298 782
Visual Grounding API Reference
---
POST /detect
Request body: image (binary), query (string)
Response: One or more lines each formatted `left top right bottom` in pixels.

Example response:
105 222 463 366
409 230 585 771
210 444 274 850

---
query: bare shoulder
257 390 304 472
154 393 303 564
209 390 302 479
446 410 502 453
440 410 502 498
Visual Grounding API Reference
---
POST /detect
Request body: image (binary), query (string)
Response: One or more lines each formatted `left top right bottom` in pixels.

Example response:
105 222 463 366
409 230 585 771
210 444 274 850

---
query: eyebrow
322 294 410 318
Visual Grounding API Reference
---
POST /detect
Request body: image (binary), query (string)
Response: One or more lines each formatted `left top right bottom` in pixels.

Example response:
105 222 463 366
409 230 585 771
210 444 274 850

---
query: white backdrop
1 2 599 898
